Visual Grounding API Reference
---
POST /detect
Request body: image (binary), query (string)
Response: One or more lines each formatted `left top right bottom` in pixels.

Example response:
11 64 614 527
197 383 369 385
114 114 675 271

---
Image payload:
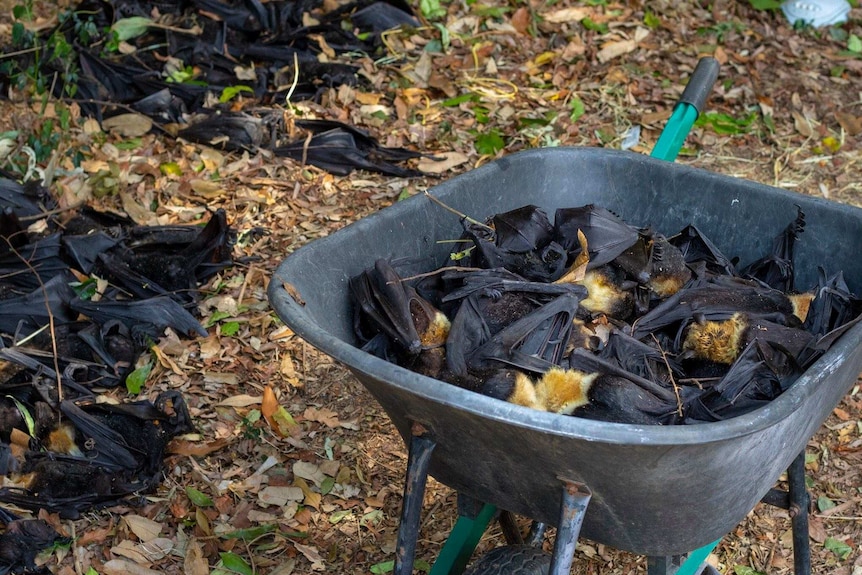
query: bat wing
740 206 804 292
492 205 554 253
553 204 640 268
467 293 580 373
668 224 737 277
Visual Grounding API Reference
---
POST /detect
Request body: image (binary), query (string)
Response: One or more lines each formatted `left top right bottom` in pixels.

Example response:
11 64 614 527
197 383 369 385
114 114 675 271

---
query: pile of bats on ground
0 0 429 177
0 173 236 574
350 202 862 426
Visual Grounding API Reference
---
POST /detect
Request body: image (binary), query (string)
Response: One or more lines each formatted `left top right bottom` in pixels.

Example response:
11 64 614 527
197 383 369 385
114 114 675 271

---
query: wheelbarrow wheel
463 544 551 575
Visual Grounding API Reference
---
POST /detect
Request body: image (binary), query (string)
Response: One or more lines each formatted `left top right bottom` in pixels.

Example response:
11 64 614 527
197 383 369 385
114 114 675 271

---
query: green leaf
748 0 782 10
370 561 394 574
643 11 661 29
441 93 478 107
695 111 757 135
85 568 99 575
111 17 152 42
8 396 35 437
581 17 609 34
186 487 214 507
220 321 240 336
817 495 836 511
824 537 852 560
71 278 98 300
569 96 585 122
329 510 352 523
321 476 335 495
733 566 766 575
125 362 152 394
219 85 254 103
219 552 254 575
220 524 277 540
205 310 233 327
474 129 505 155
848 34 862 54
419 0 446 20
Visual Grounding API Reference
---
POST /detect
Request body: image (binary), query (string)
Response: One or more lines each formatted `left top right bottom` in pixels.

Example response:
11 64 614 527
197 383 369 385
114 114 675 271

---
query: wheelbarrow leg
788 451 811 575
760 450 811 575
395 429 436 575
548 480 592 575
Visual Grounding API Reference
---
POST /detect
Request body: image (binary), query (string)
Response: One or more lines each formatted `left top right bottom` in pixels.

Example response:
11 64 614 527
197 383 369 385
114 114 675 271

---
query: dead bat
630 278 809 343
350 259 449 355
0 515 68 575
69 295 208 339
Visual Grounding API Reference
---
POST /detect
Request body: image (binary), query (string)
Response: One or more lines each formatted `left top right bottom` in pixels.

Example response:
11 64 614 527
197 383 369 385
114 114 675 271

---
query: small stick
395 265 485 284
650 333 683 417
423 191 493 232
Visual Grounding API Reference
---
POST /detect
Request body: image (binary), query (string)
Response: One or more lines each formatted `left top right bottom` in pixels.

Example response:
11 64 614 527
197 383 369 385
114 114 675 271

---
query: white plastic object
780 0 851 28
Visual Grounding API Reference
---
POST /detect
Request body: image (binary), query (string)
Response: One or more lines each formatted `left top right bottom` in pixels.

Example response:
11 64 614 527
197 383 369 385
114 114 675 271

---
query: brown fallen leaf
511 6 530 34
417 151 469 174
293 543 326 571
262 385 297 437
102 113 153 138
184 538 210 575
542 7 590 23
168 438 231 457
835 111 862 136
102 559 162 575
303 406 340 428
123 515 162 542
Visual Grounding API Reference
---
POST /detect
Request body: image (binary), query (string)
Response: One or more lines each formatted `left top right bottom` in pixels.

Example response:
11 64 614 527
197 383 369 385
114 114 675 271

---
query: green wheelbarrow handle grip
651 57 721 163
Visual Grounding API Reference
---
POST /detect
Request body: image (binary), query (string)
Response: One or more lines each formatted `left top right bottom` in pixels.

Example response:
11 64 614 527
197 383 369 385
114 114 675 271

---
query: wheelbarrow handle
680 57 721 116
650 57 721 162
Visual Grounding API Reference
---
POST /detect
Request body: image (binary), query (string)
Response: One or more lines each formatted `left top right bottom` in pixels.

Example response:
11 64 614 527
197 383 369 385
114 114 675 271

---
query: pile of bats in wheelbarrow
0 173 237 574
351 202 862 425
0 0 430 177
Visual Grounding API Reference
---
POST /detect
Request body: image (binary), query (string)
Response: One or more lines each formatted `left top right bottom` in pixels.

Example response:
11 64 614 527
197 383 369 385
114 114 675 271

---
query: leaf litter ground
1 1 862 574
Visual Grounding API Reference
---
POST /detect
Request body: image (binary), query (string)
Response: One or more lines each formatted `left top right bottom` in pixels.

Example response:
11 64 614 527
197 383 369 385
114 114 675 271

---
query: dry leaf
294 461 326 486
258 486 304 507
262 385 296 437
102 559 162 575
511 6 530 34
543 7 589 23
597 39 637 63
124 515 163 542
217 395 263 407
418 151 469 174
835 111 862 136
303 406 340 428
184 538 210 575
792 111 814 138
295 477 322 509
102 113 153 137
168 438 230 457
555 230 589 284
293 543 325 571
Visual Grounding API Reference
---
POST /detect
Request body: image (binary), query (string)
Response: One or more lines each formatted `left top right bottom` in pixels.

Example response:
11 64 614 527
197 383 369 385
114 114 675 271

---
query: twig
18 201 85 222
393 265 485 284
650 333 683 417
422 191 494 231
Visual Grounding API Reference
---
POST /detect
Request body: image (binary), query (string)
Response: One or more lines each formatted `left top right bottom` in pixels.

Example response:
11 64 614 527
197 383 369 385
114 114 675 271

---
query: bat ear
692 312 708 324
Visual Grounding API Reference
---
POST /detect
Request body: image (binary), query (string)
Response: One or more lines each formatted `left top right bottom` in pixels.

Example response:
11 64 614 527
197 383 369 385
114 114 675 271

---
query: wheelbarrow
267 59 862 574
